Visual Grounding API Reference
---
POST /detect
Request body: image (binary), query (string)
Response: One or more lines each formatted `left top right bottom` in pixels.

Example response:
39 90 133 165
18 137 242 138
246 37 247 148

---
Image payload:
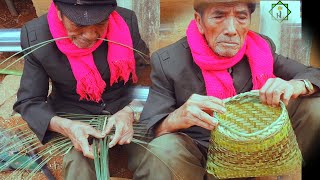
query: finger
190 95 226 113
290 82 301 99
191 116 217 131
192 108 219 126
103 118 115 136
109 125 123 148
282 86 294 105
200 98 226 114
267 79 286 106
264 79 281 106
119 133 133 145
73 143 82 152
271 86 284 107
126 137 133 144
207 96 225 107
78 137 94 159
260 79 274 104
86 126 104 139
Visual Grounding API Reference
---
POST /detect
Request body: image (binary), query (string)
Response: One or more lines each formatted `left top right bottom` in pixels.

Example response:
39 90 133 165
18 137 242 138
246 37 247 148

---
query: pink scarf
47 3 137 102
186 20 275 99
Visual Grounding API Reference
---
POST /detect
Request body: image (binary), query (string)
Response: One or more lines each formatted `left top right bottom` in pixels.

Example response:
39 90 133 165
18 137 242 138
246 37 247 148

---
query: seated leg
287 96 320 179
288 96 320 163
62 148 96 180
129 133 209 180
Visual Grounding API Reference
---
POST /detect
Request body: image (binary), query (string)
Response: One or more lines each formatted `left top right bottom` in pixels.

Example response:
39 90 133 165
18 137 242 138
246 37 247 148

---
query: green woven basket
206 90 302 179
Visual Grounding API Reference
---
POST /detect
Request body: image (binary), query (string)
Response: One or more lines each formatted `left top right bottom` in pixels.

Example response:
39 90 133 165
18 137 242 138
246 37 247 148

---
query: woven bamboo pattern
206 90 302 179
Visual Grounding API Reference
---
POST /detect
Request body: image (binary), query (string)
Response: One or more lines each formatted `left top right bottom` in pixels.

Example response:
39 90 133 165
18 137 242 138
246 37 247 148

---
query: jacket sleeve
261 34 320 96
140 52 176 135
274 54 320 90
263 36 320 95
13 25 56 144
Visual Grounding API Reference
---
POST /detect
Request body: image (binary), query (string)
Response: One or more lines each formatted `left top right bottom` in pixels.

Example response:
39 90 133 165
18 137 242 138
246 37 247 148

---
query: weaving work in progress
207 91 302 179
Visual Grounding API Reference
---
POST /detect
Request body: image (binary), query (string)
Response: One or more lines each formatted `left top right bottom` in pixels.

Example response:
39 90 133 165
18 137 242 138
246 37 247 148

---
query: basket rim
214 90 287 138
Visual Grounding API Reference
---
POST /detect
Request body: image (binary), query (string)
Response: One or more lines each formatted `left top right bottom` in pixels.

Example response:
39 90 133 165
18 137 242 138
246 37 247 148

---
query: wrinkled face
195 3 251 57
57 8 108 49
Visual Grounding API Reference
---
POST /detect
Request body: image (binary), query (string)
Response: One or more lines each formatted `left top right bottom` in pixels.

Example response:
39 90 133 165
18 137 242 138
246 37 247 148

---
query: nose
223 17 237 37
82 29 99 41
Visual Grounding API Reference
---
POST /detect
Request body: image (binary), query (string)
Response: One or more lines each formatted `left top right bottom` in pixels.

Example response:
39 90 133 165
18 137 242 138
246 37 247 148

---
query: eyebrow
235 10 249 15
211 9 249 16
212 10 227 15
75 24 86 28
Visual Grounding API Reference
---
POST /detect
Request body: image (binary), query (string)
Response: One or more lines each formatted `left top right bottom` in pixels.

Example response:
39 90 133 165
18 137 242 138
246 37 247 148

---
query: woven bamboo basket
206 90 302 179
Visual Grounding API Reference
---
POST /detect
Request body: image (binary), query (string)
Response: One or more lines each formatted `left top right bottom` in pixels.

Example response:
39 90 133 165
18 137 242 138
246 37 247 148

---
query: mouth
218 42 239 46
74 38 97 48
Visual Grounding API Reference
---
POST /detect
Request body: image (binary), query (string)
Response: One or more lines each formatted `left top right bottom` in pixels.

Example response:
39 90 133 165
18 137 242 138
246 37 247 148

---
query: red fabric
47 3 137 102
186 20 275 99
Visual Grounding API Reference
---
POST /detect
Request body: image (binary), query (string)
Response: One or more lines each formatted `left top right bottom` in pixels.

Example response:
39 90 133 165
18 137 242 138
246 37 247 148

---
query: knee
62 148 94 172
62 148 95 180
298 97 320 128
134 133 206 180
290 97 320 129
147 133 193 158
63 148 87 165
291 97 320 160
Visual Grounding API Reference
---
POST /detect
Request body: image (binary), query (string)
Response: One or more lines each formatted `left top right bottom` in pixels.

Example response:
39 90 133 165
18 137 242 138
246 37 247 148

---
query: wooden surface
310 35 320 67
134 0 160 54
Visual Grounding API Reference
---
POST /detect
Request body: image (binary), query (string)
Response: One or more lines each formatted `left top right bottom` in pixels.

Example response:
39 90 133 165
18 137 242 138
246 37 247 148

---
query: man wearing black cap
13 0 149 179
137 0 320 179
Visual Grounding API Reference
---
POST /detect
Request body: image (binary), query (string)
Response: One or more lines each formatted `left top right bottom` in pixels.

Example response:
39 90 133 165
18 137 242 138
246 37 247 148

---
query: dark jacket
13 7 149 143
140 36 320 148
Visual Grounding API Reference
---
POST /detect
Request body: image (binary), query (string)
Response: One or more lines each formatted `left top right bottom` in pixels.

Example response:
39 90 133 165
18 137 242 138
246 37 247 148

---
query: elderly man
13 0 149 179
137 0 320 179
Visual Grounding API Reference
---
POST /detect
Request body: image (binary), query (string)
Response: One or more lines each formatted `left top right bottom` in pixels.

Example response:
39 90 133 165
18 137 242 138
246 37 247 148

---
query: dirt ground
0 0 37 28
0 1 61 179
0 0 37 80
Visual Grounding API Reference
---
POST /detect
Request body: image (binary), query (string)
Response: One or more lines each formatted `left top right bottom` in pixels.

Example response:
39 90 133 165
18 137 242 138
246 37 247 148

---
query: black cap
53 0 117 26
194 0 257 14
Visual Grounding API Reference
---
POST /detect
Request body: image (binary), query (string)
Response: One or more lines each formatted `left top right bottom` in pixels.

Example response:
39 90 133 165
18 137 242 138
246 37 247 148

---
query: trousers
63 97 320 180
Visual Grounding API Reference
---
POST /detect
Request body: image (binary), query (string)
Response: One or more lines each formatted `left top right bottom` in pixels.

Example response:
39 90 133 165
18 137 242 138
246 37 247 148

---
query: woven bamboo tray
206 90 302 179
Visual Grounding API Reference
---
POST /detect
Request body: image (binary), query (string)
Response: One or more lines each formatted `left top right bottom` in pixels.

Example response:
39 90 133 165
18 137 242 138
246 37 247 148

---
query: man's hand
103 106 134 148
259 78 308 106
155 94 226 136
49 117 104 159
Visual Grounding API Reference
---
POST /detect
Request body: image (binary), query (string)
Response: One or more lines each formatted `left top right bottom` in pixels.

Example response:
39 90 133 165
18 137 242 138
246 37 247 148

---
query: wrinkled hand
103 106 134 148
49 117 104 159
259 78 307 106
165 94 225 132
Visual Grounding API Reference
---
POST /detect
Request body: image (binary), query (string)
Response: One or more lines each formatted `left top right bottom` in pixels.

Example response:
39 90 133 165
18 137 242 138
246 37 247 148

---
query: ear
194 12 204 34
56 6 63 21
